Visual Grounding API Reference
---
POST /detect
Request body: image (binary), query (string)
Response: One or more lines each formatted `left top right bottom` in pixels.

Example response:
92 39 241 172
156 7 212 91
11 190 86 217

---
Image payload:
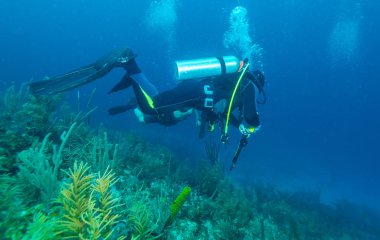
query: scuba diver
29 47 266 140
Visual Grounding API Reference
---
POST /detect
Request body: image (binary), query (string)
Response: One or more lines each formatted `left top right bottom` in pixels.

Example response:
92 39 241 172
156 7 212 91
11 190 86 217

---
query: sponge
165 186 191 227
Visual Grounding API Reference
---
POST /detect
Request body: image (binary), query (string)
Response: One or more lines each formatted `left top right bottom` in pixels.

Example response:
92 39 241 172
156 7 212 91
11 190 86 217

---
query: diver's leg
133 108 164 125
108 70 158 115
130 78 204 118
108 58 158 96
131 80 157 115
137 80 202 114
130 73 158 96
133 108 146 123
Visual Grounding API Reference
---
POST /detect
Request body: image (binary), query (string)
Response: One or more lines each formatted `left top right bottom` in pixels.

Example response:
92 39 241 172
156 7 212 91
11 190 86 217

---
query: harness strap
203 84 214 108
224 63 250 137
216 56 227 75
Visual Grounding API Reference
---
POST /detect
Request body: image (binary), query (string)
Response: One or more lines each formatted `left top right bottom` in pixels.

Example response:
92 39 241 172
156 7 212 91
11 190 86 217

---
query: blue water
1 0 379 211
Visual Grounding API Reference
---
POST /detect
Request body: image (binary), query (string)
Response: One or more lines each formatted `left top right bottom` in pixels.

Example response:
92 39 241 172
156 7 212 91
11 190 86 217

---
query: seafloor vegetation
0 84 379 240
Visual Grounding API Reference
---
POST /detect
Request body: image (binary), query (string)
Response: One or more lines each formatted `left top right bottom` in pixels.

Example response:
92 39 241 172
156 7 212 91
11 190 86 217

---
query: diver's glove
239 124 260 138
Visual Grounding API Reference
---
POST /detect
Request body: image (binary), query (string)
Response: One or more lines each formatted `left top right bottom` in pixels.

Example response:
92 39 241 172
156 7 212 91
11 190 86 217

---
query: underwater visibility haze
0 0 380 239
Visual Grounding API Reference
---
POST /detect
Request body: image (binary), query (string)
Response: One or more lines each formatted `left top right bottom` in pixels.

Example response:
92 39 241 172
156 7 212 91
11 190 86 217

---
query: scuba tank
175 56 241 80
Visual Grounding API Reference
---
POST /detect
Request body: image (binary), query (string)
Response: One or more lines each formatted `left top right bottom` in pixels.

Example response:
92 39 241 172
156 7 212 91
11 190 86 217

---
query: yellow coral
58 161 93 237
91 166 121 238
57 161 121 240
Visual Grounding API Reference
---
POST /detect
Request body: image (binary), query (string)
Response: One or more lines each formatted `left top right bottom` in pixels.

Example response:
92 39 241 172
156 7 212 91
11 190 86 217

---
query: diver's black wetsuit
130 71 261 128
28 47 263 131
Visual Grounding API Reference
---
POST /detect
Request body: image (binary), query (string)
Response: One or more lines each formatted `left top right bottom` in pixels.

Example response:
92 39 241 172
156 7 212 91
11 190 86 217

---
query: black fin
29 64 113 95
29 47 135 95
108 98 137 115
108 75 134 94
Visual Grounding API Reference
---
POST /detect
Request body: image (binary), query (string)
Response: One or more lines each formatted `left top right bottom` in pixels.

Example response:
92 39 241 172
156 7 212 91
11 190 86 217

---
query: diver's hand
239 124 260 138
194 110 202 127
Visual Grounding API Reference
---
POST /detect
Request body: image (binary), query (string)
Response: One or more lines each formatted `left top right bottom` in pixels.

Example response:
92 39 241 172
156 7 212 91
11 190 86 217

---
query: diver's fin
108 98 137 115
108 105 132 115
108 75 134 94
29 63 113 95
29 47 136 95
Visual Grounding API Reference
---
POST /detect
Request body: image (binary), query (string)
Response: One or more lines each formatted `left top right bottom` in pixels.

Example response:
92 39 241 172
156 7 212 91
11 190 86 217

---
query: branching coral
58 161 94 237
122 133 178 180
126 185 168 240
18 122 77 207
1 82 380 240
0 174 31 238
119 170 171 239
91 166 121 236
23 212 59 240
57 161 121 239
129 201 163 240
1 84 29 118
90 132 120 174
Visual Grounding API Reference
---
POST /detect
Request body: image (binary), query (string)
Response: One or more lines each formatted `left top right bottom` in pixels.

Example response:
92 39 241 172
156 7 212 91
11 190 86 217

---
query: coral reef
0 85 380 240
57 161 120 239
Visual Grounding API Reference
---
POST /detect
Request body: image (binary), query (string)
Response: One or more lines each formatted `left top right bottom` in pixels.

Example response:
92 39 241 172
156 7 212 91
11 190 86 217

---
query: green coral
0 174 31 238
166 186 191 227
122 133 179 181
129 201 163 240
23 212 59 240
17 122 77 207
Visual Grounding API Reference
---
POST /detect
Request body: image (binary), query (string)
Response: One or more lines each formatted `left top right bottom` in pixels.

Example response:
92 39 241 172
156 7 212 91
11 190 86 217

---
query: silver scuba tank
175 56 241 81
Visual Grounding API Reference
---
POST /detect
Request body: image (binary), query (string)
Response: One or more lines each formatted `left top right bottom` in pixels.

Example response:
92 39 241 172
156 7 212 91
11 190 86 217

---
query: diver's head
247 70 266 104
249 70 265 93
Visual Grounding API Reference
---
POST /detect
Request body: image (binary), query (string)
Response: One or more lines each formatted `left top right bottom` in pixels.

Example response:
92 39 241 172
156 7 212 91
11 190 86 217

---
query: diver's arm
194 110 202 126
229 113 242 128
242 82 260 128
